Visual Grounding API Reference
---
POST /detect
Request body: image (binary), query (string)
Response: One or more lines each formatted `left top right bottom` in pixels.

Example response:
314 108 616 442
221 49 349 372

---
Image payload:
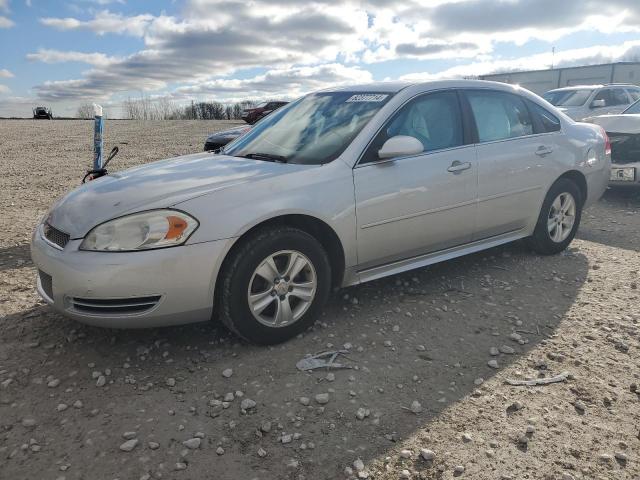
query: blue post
93 104 103 170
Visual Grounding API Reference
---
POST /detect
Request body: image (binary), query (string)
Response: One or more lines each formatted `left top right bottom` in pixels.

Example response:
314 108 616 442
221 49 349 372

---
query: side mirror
378 135 423 160
591 99 606 108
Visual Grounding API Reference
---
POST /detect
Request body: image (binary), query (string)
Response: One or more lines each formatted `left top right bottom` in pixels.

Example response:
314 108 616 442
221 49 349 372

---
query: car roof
321 79 532 94
547 85 603 92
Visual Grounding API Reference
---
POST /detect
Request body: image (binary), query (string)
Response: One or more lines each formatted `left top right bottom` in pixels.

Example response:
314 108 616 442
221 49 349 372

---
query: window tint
610 89 629 106
627 89 640 102
527 101 561 133
594 89 613 106
360 90 463 163
466 91 533 142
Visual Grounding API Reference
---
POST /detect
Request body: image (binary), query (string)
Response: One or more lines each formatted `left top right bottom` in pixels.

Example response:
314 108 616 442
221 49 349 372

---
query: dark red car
241 101 288 124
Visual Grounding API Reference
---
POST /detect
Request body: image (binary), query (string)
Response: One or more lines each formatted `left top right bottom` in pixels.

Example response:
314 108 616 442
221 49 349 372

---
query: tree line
76 97 263 120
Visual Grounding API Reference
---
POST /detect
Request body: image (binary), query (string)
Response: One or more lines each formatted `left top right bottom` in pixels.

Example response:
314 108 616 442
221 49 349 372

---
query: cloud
40 10 153 36
0 84 10 94
399 40 640 82
0 68 13 78
26 49 117 66
27 0 640 105
0 16 13 27
0 0 9 12
174 63 374 101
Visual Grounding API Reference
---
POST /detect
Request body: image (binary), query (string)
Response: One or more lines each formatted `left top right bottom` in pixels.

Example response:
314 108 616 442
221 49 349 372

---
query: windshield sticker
345 94 389 103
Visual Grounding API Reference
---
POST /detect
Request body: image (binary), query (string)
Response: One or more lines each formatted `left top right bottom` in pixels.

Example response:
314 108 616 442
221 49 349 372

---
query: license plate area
610 167 636 181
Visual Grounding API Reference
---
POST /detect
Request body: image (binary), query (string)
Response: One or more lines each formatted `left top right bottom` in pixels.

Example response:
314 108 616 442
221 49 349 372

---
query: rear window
543 89 593 107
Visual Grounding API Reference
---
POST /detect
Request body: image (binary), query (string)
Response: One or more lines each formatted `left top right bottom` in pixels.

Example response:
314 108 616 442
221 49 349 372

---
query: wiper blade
242 152 288 163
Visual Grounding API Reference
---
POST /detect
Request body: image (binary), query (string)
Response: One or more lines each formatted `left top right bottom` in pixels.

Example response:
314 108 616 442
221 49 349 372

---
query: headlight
80 210 198 252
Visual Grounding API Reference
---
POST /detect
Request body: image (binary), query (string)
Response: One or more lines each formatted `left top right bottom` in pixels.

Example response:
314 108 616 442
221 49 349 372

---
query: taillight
601 127 612 156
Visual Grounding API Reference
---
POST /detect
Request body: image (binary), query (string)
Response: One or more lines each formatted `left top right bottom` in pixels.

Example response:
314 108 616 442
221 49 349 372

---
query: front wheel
527 178 582 255
217 227 331 345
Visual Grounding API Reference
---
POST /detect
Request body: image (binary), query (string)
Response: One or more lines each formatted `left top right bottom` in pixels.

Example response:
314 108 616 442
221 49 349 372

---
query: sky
2 0 640 117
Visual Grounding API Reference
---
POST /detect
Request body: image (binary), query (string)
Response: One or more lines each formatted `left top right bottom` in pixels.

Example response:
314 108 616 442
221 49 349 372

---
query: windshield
543 89 593 107
623 99 640 114
224 91 393 165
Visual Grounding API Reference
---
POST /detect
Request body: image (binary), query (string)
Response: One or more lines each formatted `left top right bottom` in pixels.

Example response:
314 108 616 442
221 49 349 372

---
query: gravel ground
0 119 639 480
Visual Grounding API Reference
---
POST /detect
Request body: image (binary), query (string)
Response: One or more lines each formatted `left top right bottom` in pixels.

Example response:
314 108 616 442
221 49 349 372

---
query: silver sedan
31 80 610 344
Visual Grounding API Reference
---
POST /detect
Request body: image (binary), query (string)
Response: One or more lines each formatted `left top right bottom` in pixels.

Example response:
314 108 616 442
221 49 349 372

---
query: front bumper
30 223 231 328
609 162 640 186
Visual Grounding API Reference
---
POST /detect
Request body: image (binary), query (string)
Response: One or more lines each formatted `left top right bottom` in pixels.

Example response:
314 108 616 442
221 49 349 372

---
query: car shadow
578 188 640 252
0 241 588 480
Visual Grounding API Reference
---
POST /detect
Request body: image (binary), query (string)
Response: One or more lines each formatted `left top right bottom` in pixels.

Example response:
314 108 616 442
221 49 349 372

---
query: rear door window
626 88 640 101
465 90 534 143
610 89 630 105
527 101 561 133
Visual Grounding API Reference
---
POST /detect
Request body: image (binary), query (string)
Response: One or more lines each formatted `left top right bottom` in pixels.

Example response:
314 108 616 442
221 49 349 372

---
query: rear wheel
218 227 331 345
527 178 582 255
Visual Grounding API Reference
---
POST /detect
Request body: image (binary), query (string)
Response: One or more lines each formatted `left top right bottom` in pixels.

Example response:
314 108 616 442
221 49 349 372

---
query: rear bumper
609 162 640 186
30 223 230 328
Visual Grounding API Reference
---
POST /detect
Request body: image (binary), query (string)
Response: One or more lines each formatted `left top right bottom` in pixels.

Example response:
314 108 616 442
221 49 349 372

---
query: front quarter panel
174 159 358 271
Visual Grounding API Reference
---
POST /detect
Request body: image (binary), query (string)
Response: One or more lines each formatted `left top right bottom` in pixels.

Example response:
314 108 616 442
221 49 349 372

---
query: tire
217 227 331 345
526 178 583 255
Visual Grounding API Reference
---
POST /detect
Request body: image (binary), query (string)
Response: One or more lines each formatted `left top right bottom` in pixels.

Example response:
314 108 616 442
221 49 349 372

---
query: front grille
43 223 70 249
70 295 161 315
38 270 53 300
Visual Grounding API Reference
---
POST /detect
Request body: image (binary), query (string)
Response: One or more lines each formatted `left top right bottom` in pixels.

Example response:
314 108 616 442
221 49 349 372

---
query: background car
33 106 53 119
204 125 251 151
31 81 609 345
585 99 640 186
241 101 288 124
543 84 640 121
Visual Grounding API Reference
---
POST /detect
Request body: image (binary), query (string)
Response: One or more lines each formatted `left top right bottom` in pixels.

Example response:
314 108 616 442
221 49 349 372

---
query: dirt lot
0 119 639 480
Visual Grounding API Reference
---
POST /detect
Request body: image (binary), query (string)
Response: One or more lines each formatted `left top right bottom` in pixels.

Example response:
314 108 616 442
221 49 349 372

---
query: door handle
535 146 554 157
447 161 472 173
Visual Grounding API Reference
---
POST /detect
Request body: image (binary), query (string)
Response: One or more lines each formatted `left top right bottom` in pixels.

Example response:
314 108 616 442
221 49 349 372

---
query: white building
479 62 640 95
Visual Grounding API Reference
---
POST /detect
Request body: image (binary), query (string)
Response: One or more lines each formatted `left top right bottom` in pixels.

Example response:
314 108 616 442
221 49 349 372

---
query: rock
240 398 256 411
260 421 272 433
499 345 515 354
598 453 613 462
122 432 137 440
561 473 575 480
165 377 176 387
281 433 293 444
148 442 160 450
315 393 330 404
518 435 529 445
474 378 484 386
574 400 586 413
56 403 68 412
299 397 310 406
509 332 522 342
400 470 411 479
175 462 187 471
461 433 472 443
420 449 435 461
487 359 499 369
399 449 412 459
72 400 83 409
454 465 465 475
614 451 628 462
216 446 225 455
489 347 499 356
183 438 201 449
96 375 106 387
222 368 233 378
356 407 370 420
224 392 234 402
353 458 365 472
21 418 37 428
119 439 139 452
47 379 60 388
416 345 426 351
257 447 267 457
410 400 422 413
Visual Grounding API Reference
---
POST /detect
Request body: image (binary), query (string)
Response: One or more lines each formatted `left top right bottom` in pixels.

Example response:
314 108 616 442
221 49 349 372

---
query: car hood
47 152 309 238
207 126 250 140
583 113 640 134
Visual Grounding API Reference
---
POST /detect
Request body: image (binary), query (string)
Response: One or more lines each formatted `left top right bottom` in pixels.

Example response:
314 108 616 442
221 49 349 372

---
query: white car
31 80 610 345
543 84 640 121
585 99 640 186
